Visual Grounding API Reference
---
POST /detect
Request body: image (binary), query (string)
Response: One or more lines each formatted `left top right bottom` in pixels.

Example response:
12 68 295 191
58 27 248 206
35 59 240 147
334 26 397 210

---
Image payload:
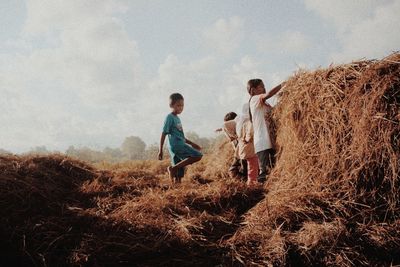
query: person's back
215 112 247 179
237 119 256 160
223 119 238 148
237 113 258 186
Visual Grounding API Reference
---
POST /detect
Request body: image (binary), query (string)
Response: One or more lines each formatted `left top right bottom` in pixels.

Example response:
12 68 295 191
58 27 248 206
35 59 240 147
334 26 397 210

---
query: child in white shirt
247 78 284 183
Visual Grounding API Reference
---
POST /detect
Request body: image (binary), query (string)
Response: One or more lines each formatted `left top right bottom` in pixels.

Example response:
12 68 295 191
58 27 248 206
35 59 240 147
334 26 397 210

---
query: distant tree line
0 132 224 163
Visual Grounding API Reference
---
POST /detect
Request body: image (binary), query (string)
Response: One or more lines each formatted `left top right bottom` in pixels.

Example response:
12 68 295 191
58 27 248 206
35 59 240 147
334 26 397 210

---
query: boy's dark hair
224 112 237 121
247 79 263 122
169 93 184 106
247 78 264 94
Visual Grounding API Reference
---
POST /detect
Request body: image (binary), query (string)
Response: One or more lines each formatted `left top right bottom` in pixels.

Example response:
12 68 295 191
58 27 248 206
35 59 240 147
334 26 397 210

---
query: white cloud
305 0 400 62
0 3 308 153
24 0 128 36
0 0 142 152
304 0 387 33
202 16 245 55
331 1 400 61
219 56 262 108
256 30 311 55
22 0 141 105
145 55 221 139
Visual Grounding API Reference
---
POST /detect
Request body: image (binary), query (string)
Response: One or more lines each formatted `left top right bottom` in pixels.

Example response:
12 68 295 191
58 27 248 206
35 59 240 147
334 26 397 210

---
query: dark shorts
169 144 203 178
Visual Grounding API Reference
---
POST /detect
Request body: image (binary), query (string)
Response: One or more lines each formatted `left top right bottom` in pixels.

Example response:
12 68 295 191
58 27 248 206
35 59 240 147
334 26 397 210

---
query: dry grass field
0 53 399 266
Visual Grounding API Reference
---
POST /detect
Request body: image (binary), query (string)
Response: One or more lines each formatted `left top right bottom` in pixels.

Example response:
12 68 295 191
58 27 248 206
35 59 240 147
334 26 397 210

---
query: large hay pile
229 53 400 266
0 144 263 266
1 53 399 267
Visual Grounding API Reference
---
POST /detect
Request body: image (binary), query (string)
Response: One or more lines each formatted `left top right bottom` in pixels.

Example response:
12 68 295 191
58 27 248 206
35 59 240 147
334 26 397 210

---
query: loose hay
0 145 264 266
1 53 399 266
229 52 400 266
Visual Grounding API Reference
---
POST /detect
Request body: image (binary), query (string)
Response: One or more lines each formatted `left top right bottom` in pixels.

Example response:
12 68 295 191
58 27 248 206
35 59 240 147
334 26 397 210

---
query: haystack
1 52 399 267
229 53 400 266
0 148 263 266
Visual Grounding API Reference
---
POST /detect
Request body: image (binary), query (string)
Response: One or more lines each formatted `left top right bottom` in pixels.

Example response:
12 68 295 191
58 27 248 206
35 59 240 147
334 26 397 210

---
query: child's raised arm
158 133 167 160
260 82 286 103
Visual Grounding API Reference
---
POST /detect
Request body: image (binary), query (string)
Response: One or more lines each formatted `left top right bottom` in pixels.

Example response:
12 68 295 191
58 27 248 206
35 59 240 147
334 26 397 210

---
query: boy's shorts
169 144 203 178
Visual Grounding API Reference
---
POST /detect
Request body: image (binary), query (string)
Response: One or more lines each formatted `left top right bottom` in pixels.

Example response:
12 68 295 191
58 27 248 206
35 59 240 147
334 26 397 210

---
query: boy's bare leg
167 166 176 183
168 156 201 183
171 156 202 170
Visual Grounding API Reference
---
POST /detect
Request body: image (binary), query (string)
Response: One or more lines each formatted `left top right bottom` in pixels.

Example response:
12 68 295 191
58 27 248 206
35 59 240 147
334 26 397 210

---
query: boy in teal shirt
158 93 203 183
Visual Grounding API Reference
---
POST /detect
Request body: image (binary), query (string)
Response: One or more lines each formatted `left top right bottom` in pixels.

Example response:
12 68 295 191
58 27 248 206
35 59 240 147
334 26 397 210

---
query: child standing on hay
215 112 247 179
236 103 259 186
158 93 203 183
247 78 283 183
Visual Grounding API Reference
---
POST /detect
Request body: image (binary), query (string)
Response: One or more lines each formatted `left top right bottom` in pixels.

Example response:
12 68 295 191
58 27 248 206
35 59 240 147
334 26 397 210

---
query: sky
0 0 399 153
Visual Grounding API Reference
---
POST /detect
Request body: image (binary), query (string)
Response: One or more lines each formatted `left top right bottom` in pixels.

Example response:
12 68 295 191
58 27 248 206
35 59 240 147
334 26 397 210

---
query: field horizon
1 53 400 266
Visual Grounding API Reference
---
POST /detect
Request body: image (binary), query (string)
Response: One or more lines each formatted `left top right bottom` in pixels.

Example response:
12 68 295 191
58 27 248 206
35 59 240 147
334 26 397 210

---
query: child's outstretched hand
158 151 163 160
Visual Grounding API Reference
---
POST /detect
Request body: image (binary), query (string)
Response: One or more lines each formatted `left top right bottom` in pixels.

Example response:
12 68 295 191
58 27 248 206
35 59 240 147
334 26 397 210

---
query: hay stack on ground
1 52 399 266
229 53 400 266
0 146 264 266
0 155 98 266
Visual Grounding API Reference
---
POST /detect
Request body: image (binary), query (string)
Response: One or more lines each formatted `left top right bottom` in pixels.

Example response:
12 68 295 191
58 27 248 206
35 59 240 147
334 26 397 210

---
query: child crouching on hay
236 103 259 186
158 93 203 183
215 112 247 179
247 78 284 183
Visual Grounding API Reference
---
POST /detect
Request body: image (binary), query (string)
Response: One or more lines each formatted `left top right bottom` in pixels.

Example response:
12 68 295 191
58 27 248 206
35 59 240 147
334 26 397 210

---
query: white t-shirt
249 95 273 153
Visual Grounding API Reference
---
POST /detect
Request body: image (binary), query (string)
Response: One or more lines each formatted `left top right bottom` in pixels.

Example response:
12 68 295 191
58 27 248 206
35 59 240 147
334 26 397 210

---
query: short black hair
224 112 237 121
247 78 264 95
169 93 184 106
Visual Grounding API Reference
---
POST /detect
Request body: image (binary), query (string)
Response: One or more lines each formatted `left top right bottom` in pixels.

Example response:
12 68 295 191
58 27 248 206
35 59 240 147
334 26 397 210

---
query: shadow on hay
0 154 265 266
0 155 215 266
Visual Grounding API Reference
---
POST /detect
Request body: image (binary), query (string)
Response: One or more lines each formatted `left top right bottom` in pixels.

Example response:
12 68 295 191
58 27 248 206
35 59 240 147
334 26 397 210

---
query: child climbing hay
158 93 202 183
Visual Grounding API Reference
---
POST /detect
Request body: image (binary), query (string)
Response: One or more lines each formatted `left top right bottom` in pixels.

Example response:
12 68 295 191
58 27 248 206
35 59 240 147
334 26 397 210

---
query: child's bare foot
167 166 176 182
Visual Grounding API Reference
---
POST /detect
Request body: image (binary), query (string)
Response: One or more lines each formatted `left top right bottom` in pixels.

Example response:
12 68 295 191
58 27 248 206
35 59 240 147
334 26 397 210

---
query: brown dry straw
0 143 264 266
229 52 400 266
1 52 399 267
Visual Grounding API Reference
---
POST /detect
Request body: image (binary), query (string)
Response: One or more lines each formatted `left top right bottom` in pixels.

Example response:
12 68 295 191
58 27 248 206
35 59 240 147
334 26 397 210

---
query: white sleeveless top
249 95 273 153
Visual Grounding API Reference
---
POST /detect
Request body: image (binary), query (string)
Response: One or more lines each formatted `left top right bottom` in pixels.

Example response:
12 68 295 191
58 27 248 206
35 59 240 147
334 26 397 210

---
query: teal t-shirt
162 113 186 149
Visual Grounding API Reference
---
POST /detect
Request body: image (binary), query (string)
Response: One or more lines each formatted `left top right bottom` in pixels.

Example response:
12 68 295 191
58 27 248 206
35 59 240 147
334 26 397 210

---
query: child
215 112 238 149
215 112 247 179
236 103 259 186
158 93 203 183
247 79 284 183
